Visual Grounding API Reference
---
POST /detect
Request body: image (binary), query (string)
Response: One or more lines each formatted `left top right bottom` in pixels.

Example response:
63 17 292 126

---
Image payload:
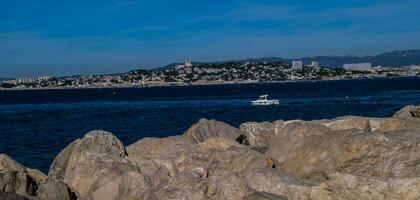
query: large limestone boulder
246 169 420 200
239 120 283 147
267 128 420 179
127 135 198 186
325 173 420 200
25 169 47 185
319 116 371 131
205 145 268 176
29 170 76 200
197 137 242 152
0 154 37 196
183 118 240 143
140 171 208 200
48 130 151 200
205 169 249 200
265 121 330 166
141 168 250 200
393 105 420 119
36 180 76 200
180 137 268 178
377 105 420 132
0 154 75 200
127 135 261 200
245 168 328 200
130 135 267 199
376 117 420 132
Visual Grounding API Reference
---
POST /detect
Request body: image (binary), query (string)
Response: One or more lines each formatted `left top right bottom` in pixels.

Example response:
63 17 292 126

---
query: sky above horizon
1 0 420 77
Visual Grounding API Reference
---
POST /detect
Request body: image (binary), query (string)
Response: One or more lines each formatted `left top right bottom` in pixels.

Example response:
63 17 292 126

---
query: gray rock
245 168 326 200
140 172 207 200
376 117 420 132
0 154 75 200
246 169 420 200
265 121 330 166
47 141 77 182
48 130 151 200
127 135 198 186
25 169 47 185
325 173 420 200
197 137 242 152
381 105 420 132
267 128 420 179
0 154 37 196
319 116 371 131
205 145 268 176
205 169 249 200
239 120 283 147
141 167 249 200
129 136 264 200
393 105 420 118
36 180 76 200
183 118 240 143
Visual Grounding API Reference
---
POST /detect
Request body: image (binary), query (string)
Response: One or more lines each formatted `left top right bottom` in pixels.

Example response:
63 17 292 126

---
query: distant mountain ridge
159 49 420 69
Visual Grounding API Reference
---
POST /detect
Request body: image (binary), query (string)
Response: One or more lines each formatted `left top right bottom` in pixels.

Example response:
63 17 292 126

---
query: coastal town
1 61 420 89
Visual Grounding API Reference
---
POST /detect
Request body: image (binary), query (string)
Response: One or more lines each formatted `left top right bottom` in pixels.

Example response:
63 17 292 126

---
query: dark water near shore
1 77 420 172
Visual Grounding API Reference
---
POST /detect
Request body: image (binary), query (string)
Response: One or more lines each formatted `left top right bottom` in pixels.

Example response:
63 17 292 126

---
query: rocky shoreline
1 105 420 200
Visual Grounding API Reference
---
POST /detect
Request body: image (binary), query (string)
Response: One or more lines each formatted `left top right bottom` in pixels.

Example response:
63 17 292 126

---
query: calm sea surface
1 77 420 172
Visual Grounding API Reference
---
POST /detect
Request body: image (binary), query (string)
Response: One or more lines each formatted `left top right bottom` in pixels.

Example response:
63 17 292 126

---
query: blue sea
1 77 420 172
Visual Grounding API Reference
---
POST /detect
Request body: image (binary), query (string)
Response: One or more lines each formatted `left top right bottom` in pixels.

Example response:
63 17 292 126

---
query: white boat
252 95 279 105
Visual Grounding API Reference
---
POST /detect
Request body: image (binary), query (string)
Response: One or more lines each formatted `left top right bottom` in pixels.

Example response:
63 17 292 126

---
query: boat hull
252 100 279 105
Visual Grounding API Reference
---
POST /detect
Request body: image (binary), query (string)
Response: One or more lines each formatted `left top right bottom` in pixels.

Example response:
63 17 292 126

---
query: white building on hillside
310 61 319 68
185 61 193 67
17 77 36 84
343 63 372 71
292 61 303 70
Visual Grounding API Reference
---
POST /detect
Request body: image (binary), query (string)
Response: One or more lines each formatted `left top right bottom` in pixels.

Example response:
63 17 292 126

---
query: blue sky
1 0 420 77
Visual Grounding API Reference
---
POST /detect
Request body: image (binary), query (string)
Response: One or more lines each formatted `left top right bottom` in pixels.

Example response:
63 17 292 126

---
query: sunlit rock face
183 118 241 143
0 154 75 200
0 154 37 197
2 106 420 200
48 130 152 200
